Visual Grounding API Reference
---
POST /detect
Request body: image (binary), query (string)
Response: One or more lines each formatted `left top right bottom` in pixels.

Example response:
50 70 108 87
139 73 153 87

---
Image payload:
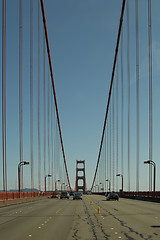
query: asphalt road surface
0 195 160 240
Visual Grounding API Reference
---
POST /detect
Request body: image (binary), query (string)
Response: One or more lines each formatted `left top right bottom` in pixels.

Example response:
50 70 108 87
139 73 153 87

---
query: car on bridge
60 191 69 199
51 192 59 198
106 192 119 201
73 192 82 200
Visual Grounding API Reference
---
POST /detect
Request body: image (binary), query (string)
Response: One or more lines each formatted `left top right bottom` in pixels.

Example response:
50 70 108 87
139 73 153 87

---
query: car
51 192 59 198
73 192 82 200
105 191 111 197
69 191 74 196
106 192 119 201
60 191 69 199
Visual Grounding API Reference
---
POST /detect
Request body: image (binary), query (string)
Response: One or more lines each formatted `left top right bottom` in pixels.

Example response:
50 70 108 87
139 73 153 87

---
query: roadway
0 195 160 240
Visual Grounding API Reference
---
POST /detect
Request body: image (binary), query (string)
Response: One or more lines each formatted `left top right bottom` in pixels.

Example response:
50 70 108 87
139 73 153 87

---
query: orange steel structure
75 160 86 193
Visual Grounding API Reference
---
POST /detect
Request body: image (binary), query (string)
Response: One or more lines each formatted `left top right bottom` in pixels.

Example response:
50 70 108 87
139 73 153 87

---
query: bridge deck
0 195 159 239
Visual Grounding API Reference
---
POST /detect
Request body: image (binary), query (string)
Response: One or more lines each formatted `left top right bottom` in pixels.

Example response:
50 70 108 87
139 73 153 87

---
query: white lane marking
115 232 118 234
41 223 44 226
29 234 32 237
111 228 114 230
44 221 47 223
38 226 41 229
118 237 122 239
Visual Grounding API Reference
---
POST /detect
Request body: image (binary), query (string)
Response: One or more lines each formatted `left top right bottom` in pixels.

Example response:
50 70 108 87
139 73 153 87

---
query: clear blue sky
1 0 160 191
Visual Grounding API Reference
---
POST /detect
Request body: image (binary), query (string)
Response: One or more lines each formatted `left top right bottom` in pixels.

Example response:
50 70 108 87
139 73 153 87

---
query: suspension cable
148 0 152 191
127 0 130 191
91 0 126 190
40 0 71 190
38 0 41 191
30 0 34 192
2 0 7 192
135 0 140 192
19 0 23 191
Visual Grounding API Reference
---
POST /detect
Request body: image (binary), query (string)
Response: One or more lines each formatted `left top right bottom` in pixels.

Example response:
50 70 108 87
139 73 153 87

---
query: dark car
73 192 82 200
106 192 119 201
60 191 69 199
69 191 74 196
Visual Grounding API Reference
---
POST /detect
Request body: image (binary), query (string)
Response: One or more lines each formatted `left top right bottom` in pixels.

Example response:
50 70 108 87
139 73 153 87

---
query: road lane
84 195 160 239
0 195 160 239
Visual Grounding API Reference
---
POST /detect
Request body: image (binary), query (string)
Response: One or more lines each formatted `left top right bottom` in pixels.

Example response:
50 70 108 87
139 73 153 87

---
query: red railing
0 192 53 200
121 191 160 198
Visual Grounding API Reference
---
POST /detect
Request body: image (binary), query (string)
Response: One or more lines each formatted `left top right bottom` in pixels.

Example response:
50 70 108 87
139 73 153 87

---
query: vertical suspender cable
127 0 130 191
19 0 23 191
38 0 41 191
43 30 46 188
40 0 71 190
30 0 34 192
116 61 119 192
2 0 7 192
109 105 112 190
51 88 53 191
48 67 50 191
107 123 109 191
91 0 126 190
121 28 124 177
113 87 115 191
135 0 140 192
104 131 106 192
148 0 152 192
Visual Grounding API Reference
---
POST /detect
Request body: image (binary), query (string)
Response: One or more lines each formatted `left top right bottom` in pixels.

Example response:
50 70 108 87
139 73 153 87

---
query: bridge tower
75 160 86 193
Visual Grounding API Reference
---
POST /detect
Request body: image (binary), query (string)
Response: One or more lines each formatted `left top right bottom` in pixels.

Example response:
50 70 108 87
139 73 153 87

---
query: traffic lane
0 198 71 240
67 195 120 240
16 198 78 240
93 195 160 238
87 195 160 239
0 198 62 226
67 197 98 240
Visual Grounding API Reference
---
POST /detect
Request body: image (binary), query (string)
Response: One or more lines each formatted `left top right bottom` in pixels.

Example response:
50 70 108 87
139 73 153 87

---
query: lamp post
45 174 52 193
55 179 60 192
95 184 99 192
99 182 103 192
61 182 65 192
144 160 156 192
18 161 30 195
106 179 111 192
116 174 123 192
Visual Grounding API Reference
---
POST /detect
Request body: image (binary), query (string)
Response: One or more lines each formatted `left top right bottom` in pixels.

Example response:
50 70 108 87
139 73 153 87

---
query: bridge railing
0 192 53 201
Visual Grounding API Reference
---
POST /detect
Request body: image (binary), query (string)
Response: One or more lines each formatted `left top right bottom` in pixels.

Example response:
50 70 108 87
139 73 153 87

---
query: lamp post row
18 162 66 194
94 160 156 193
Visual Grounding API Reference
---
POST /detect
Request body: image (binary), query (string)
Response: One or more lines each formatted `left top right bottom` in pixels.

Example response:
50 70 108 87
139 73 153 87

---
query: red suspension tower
75 160 86 193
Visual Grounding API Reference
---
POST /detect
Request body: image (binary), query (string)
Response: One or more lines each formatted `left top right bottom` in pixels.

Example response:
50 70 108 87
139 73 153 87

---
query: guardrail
0 192 53 200
120 191 160 198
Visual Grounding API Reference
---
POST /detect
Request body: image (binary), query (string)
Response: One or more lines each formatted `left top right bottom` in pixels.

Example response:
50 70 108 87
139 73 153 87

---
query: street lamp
99 182 103 192
116 174 123 192
96 184 99 192
45 174 52 193
106 179 111 192
61 182 65 192
18 161 30 194
144 160 156 192
55 179 60 192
